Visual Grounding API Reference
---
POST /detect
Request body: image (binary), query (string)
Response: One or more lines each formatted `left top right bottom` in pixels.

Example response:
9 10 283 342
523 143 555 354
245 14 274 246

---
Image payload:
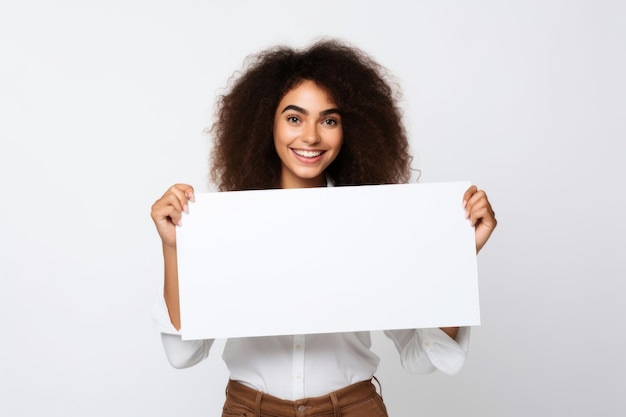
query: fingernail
465 210 470 219
183 204 189 214
177 219 182 226
462 200 467 208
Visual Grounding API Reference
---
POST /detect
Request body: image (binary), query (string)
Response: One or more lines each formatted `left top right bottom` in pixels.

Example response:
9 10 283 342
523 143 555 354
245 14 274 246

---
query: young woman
151 39 497 417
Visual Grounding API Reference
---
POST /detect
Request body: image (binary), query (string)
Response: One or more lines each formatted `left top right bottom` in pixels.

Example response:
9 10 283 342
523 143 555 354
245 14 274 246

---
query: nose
301 123 321 145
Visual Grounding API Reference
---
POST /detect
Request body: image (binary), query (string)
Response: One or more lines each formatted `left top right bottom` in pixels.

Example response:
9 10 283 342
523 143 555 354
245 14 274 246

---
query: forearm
162 244 181 330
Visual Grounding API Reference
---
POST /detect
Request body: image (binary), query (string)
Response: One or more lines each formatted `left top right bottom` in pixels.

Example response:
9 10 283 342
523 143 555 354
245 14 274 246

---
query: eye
286 115 301 124
322 118 339 126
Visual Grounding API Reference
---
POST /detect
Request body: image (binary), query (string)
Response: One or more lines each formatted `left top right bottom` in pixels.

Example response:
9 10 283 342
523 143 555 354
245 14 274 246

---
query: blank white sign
177 182 479 340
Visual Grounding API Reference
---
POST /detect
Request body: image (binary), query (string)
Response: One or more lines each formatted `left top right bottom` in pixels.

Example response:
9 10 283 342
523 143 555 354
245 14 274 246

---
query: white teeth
293 149 323 158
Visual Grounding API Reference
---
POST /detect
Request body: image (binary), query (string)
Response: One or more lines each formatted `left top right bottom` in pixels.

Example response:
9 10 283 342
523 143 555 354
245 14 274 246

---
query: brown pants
222 379 389 417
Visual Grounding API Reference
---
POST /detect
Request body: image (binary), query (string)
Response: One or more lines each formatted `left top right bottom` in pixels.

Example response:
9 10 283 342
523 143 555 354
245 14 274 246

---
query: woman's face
273 80 343 189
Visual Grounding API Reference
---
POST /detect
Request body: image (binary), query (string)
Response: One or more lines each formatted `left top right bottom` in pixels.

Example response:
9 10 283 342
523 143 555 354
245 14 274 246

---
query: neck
280 173 326 189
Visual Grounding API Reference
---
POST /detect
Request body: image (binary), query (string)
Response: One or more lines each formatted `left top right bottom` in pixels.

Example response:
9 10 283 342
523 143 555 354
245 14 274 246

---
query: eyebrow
281 105 341 117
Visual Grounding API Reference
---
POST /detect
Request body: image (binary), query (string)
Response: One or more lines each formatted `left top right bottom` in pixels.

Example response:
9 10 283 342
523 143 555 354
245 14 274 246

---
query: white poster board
177 182 479 340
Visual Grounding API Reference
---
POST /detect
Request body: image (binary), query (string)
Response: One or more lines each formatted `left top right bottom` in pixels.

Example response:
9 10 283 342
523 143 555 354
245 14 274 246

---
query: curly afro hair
210 39 413 191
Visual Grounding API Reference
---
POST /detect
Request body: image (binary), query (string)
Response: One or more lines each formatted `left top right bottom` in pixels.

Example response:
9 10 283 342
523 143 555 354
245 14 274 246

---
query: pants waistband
225 379 378 417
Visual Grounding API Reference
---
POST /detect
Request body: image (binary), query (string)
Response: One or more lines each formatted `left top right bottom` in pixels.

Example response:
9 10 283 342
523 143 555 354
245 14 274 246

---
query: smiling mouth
291 149 325 158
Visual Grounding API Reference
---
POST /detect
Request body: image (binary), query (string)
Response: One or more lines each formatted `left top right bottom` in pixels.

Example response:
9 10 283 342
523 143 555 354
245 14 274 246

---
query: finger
152 192 184 218
461 187 497 252
151 184 195 225
172 183 195 203
151 203 180 226
468 202 496 227
467 197 496 225
464 189 489 219
462 185 478 208
465 189 487 208
164 184 195 213
151 195 185 226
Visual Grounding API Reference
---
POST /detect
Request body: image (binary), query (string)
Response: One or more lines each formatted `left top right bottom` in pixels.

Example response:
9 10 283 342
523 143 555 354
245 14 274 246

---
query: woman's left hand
463 186 497 253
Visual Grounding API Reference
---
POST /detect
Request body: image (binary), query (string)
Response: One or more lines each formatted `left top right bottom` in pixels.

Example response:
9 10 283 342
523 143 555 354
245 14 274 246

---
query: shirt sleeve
383 327 470 375
152 294 214 369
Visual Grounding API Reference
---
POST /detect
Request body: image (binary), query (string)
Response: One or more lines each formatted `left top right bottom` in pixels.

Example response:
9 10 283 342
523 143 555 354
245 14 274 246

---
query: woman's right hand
150 184 195 248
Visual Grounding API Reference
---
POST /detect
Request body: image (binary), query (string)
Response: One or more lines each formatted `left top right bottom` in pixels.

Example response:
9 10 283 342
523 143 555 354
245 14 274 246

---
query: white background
1 1 624 416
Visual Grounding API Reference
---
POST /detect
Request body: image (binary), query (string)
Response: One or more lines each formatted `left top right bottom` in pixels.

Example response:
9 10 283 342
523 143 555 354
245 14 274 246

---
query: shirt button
424 341 432 348
298 405 306 413
295 344 302 350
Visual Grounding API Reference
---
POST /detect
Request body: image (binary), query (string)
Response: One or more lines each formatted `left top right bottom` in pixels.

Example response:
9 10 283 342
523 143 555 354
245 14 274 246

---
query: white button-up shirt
153 296 470 400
